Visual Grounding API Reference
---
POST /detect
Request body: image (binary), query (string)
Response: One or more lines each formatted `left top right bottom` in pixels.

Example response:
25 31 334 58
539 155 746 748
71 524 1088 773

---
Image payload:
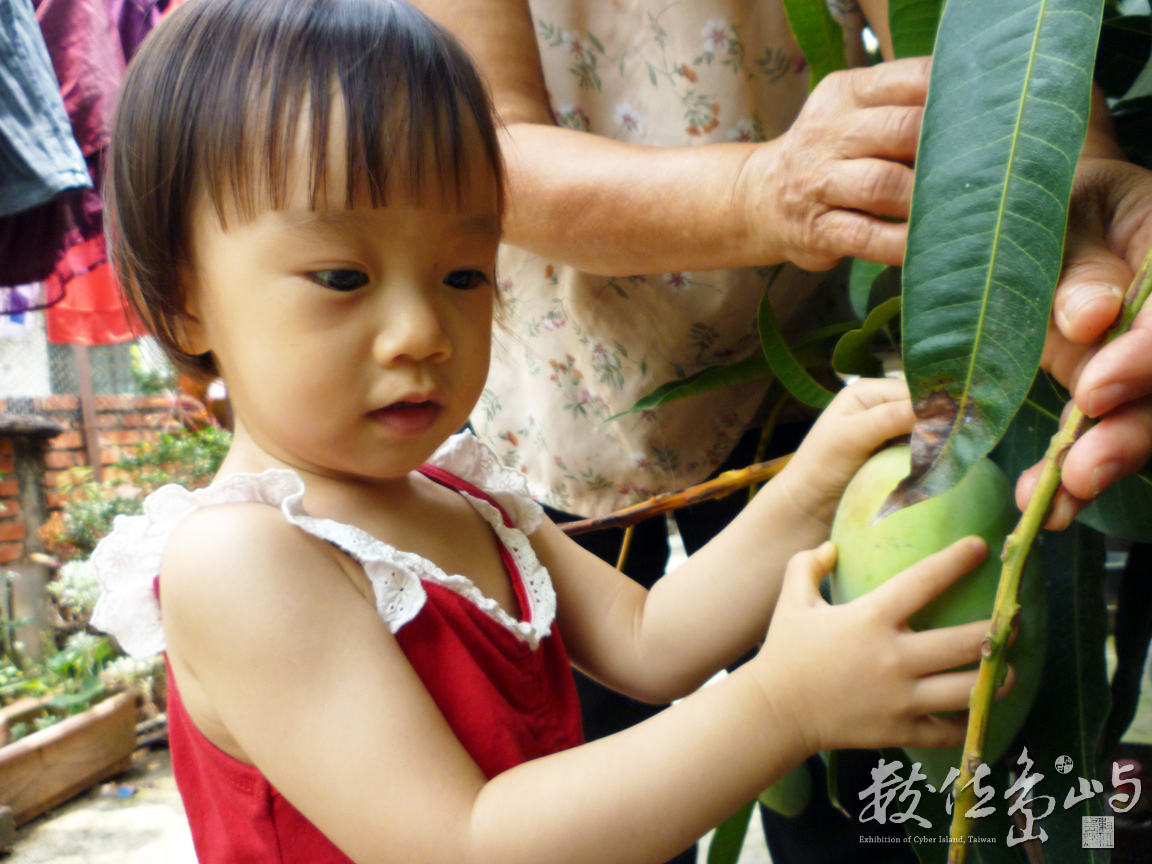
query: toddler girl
91 1 997 862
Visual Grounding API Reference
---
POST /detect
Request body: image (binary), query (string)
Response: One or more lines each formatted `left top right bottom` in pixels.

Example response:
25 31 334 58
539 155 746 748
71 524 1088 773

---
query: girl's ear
175 262 211 356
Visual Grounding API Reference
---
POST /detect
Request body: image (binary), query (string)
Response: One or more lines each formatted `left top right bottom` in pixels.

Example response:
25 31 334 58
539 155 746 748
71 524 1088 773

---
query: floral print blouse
472 0 866 517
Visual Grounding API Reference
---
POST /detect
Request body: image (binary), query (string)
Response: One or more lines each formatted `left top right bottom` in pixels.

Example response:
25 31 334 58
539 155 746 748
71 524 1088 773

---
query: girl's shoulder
88 468 317 659
427 431 545 534
89 432 551 659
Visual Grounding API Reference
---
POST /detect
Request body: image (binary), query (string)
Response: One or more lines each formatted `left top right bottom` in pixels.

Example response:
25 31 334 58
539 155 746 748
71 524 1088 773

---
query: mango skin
829 445 1047 787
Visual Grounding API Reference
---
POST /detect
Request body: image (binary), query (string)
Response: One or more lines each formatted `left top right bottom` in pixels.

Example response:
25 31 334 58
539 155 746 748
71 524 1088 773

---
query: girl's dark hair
106 0 505 380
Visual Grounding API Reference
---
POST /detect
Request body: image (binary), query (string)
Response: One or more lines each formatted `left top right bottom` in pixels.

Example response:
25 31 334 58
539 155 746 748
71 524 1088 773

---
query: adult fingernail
1087 383 1128 418
1073 283 1124 313
1092 461 1122 498
1059 288 1124 334
1059 283 1124 330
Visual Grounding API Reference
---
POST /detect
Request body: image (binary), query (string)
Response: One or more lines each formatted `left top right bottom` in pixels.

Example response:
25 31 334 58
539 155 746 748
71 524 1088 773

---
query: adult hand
1019 157 1152 528
739 57 930 271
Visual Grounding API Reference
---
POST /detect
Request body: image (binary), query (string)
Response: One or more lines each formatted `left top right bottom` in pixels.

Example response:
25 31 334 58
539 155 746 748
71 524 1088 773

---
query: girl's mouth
369 401 442 437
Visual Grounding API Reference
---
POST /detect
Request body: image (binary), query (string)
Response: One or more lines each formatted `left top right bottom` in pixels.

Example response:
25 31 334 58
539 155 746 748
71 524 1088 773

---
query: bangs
191 0 503 219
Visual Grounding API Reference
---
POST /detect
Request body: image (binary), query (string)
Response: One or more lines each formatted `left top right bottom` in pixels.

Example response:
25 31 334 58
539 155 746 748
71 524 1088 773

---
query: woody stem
946 248 1152 862
558 455 792 536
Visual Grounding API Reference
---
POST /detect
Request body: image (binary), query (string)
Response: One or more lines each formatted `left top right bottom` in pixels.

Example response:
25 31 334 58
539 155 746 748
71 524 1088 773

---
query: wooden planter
0 691 136 826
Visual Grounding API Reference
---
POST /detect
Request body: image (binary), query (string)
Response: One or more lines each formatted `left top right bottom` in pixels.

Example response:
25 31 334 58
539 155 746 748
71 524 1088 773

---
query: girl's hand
776 377 916 532
753 537 1002 756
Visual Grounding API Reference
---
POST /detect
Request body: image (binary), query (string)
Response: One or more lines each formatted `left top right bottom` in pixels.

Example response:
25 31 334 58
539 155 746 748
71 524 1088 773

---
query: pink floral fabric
472 0 866 516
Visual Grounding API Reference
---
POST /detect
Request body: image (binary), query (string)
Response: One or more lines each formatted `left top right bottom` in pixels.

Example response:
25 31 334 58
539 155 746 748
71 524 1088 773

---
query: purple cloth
32 0 126 156
109 0 170 61
1 0 166 286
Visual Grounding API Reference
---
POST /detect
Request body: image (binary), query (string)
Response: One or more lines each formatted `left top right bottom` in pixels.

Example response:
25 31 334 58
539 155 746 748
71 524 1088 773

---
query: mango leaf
1096 14 1152 97
848 260 901 319
891 0 1104 514
781 0 846 89
888 0 945 58
991 372 1152 543
832 296 901 377
615 290 856 419
1099 543 1152 759
757 284 835 409
1015 524 1110 864
706 800 755 864
848 259 887 318
607 351 769 420
1079 465 1152 542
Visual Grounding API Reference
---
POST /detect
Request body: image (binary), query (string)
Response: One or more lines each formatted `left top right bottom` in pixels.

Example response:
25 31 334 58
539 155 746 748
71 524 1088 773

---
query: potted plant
0 561 156 826
0 423 228 826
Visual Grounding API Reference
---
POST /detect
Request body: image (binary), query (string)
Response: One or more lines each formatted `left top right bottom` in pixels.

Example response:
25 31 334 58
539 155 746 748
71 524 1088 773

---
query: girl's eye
443 270 489 291
312 269 369 292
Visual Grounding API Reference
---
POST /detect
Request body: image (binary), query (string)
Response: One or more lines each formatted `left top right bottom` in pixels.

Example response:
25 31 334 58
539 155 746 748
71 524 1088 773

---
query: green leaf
1096 14 1152 98
1016 524 1110 864
848 258 887 318
1099 543 1152 758
992 372 1152 543
832 296 901 377
756 759 812 817
758 285 835 409
610 351 770 420
888 0 945 59
706 800 755 864
894 0 1105 510
781 0 846 89
49 675 106 712
1078 465 1152 542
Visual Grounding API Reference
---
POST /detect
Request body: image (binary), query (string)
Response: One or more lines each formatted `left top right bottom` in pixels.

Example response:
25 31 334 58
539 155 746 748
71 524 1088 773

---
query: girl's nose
371 287 453 367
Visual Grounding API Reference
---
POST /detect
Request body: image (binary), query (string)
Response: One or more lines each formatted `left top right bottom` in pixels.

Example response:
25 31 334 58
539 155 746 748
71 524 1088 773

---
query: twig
559 455 792 536
616 525 635 570
947 247 1152 862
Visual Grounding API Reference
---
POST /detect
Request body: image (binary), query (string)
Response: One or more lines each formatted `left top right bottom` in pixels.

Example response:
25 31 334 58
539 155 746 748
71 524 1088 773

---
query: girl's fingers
904 619 989 676
782 541 837 603
868 537 989 624
831 376 910 413
911 668 980 715
908 713 969 750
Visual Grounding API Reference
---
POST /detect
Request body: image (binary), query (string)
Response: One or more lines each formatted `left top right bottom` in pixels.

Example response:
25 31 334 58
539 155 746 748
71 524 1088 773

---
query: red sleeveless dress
95 442 584 864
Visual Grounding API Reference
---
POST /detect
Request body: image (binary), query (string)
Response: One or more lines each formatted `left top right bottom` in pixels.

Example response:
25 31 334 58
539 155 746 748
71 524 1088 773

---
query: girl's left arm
537 378 917 703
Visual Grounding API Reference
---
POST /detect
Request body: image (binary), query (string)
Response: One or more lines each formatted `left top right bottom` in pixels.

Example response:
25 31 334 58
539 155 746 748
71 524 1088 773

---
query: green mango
757 759 812 818
829 445 1047 788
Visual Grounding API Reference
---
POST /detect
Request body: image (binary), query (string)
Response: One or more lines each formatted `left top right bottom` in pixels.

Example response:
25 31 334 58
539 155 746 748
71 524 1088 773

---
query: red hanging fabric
42 235 140 345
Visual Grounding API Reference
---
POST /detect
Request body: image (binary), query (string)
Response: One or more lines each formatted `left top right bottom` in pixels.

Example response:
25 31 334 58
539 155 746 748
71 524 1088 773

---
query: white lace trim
89 433 554 658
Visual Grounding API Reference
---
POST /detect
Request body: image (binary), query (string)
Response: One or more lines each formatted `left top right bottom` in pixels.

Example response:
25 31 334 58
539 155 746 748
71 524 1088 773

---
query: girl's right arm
160 500 989 864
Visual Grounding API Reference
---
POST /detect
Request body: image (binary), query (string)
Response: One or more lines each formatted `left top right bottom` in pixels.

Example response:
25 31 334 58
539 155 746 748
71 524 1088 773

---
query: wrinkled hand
742 57 929 271
753 538 994 756
777 377 915 532
1018 157 1152 528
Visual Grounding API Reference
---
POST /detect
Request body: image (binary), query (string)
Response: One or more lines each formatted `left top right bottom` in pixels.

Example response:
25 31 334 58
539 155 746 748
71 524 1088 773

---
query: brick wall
0 395 185 565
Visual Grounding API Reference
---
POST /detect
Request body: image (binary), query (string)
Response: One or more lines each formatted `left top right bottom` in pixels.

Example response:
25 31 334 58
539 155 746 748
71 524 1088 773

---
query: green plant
0 426 226 743
40 425 231 562
129 344 178 395
627 1 1152 860
0 560 164 743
